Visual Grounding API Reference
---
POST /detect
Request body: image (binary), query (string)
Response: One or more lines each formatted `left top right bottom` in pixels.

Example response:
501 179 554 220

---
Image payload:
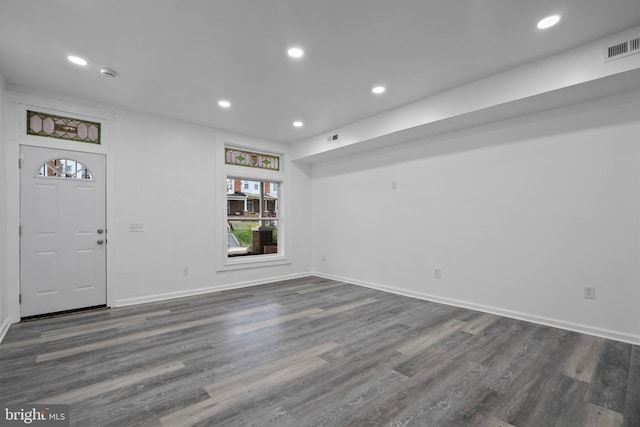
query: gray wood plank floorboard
1 276 638 426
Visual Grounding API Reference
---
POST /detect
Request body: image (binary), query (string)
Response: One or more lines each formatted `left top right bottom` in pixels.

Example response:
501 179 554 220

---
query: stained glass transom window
36 159 93 180
27 110 101 144
225 148 280 171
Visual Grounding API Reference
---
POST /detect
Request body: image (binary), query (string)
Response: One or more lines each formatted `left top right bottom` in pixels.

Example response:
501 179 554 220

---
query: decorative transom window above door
27 110 101 144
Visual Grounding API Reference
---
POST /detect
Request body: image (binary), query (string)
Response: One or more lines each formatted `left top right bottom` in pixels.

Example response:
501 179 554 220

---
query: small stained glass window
36 159 93 180
225 148 280 171
27 110 101 144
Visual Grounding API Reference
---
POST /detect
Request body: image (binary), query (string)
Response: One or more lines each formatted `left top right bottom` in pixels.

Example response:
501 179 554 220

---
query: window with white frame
226 178 280 257
221 147 285 269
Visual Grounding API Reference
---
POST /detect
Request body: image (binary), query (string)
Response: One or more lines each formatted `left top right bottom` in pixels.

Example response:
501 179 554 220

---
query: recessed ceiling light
67 55 87 66
287 47 304 58
537 15 561 30
293 121 304 128
218 100 231 108
372 86 386 94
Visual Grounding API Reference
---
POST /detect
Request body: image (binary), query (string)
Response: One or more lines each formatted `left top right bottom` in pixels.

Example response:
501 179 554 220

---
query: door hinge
19 225 21 237
18 158 21 169
19 294 22 304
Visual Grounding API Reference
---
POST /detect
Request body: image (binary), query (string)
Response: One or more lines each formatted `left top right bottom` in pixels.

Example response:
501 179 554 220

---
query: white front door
20 146 106 317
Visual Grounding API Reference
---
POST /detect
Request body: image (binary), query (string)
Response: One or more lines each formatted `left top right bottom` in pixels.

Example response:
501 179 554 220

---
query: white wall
0 92 313 326
0 71 8 341
312 90 640 344
112 111 313 305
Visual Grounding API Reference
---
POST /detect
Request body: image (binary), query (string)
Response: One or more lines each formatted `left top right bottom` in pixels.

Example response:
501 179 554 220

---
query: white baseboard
313 272 640 346
114 272 311 307
0 317 12 344
6 271 638 347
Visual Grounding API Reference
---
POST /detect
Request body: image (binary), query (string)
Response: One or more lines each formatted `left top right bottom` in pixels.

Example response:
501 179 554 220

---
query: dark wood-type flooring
1 277 638 426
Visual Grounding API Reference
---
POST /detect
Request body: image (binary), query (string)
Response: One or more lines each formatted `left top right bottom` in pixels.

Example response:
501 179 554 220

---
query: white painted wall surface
111 111 312 304
312 91 640 344
0 93 313 324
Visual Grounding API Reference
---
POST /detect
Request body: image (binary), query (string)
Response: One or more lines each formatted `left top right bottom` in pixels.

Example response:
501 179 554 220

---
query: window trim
217 145 289 271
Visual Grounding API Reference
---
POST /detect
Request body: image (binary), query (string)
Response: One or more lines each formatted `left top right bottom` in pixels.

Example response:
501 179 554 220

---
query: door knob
97 229 104 234
97 239 104 245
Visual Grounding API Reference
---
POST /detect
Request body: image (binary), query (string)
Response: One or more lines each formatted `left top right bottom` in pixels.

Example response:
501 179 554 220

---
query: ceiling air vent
604 35 640 62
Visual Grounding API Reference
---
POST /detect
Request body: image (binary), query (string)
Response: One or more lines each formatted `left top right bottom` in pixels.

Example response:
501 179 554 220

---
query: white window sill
218 254 291 271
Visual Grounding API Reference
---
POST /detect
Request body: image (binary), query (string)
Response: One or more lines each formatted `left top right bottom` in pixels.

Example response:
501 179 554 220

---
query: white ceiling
1 0 639 143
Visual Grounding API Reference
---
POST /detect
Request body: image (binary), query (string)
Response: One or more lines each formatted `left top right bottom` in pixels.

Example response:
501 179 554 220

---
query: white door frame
20 146 107 317
3 92 116 327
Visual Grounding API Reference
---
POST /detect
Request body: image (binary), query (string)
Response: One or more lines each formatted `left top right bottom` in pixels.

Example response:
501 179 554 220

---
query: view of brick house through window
227 178 279 256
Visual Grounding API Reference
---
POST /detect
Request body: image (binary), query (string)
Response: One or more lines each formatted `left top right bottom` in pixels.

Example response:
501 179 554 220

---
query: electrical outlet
584 286 596 299
391 181 397 190
434 268 442 279
182 266 189 275
322 255 326 262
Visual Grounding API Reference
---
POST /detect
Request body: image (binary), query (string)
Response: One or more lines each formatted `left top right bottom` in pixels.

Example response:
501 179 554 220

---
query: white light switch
584 286 596 299
129 223 144 232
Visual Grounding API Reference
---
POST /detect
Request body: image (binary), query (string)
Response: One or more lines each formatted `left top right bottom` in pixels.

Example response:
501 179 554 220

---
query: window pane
36 158 93 180
226 177 280 257
227 219 278 256
264 181 278 217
